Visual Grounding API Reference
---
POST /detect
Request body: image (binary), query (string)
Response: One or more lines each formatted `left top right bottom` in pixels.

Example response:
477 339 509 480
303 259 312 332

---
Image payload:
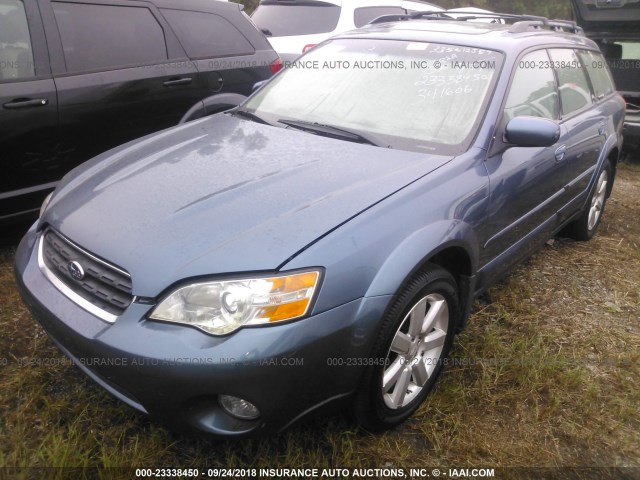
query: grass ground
0 162 638 480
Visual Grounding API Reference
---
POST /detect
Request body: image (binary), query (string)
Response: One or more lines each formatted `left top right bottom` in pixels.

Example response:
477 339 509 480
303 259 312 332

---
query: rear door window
548 48 593 116
52 2 167 72
161 9 254 59
354 7 405 27
251 2 340 36
0 0 35 79
577 50 615 100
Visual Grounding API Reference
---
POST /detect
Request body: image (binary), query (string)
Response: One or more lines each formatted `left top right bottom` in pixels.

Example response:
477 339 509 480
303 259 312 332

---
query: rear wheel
564 160 611 241
354 265 459 431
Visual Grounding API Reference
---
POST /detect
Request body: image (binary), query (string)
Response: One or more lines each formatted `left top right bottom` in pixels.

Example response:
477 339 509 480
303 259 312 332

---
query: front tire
354 265 459 432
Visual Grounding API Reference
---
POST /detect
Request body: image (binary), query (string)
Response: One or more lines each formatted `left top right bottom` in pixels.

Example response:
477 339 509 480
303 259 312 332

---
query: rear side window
578 50 615 100
161 9 254 59
599 41 639 93
52 2 167 72
251 3 340 36
548 49 593 116
504 49 559 121
0 0 35 79
354 7 405 27
614 41 640 60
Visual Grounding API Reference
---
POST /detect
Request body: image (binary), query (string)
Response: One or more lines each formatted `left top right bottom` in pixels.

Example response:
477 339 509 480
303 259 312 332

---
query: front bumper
14 224 392 436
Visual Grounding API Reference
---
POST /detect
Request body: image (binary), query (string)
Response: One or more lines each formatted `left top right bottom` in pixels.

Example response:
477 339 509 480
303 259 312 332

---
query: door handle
555 145 567 162
163 77 192 87
211 75 224 93
3 98 48 109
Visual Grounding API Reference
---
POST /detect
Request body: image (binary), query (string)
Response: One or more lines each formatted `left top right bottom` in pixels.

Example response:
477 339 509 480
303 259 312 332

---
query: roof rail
368 10 584 35
508 19 583 34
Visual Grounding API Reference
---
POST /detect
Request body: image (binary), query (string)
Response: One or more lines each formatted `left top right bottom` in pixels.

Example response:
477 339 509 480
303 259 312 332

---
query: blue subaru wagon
15 12 625 436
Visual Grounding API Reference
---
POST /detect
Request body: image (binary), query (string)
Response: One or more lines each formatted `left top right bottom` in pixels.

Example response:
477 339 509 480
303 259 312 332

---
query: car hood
44 114 452 297
570 0 640 36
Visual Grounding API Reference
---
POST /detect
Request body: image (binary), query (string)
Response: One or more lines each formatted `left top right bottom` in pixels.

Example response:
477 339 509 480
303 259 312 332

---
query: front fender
364 220 479 298
282 153 488 317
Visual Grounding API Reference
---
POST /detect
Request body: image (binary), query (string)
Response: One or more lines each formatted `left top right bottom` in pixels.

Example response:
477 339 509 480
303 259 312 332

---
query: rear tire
563 160 611 241
353 265 459 432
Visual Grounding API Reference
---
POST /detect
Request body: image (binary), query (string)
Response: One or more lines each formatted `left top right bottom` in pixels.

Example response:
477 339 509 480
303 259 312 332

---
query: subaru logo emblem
67 261 85 281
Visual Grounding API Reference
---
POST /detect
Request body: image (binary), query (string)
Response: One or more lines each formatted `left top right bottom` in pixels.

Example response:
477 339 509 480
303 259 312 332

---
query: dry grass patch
0 163 638 475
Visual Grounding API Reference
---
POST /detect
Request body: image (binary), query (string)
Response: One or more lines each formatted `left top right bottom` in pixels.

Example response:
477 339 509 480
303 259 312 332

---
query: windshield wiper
232 108 271 125
278 119 389 147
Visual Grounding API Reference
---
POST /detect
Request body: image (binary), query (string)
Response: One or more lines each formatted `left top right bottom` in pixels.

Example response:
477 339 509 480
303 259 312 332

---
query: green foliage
426 0 571 19
237 0 572 19
238 0 259 14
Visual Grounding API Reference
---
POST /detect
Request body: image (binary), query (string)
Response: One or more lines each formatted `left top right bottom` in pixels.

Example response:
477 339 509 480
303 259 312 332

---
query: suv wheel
354 265 459 432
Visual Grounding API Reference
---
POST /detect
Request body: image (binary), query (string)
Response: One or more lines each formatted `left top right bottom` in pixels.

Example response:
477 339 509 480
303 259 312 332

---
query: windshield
251 2 341 37
244 39 503 154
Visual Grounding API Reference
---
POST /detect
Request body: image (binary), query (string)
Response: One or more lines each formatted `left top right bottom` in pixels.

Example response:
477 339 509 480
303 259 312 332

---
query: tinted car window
251 3 340 36
354 7 405 28
622 42 640 59
578 50 615 99
161 9 254 59
601 41 640 93
52 2 167 72
549 48 593 116
0 0 34 80
504 49 559 121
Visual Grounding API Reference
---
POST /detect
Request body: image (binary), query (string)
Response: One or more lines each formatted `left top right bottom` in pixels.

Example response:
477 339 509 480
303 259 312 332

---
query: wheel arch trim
582 132 620 209
364 220 479 331
364 220 479 299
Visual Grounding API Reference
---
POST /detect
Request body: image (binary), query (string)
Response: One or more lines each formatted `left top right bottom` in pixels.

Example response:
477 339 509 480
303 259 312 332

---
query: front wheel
354 265 459 432
564 160 611 241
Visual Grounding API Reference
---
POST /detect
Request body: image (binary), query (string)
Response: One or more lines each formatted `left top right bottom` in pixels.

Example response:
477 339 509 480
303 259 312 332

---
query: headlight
149 270 321 335
39 191 54 218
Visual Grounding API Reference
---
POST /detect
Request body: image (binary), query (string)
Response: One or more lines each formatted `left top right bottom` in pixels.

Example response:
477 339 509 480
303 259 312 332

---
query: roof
137 0 241 13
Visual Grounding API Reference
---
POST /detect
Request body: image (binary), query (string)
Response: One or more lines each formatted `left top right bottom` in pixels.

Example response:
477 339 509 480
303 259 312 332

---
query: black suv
571 0 640 152
0 0 280 224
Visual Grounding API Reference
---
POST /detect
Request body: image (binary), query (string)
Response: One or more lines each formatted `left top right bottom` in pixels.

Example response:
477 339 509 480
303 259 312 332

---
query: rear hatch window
571 0 640 34
598 40 640 93
354 7 405 27
251 1 340 36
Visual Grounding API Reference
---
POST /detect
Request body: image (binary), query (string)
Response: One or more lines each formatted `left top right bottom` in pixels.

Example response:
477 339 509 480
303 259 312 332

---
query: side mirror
505 116 560 148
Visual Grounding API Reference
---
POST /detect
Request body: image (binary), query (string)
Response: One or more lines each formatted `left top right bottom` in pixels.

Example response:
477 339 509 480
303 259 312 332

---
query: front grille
40 228 133 319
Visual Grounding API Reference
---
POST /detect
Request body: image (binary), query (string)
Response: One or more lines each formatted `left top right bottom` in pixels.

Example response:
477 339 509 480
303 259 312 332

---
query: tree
237 0 572 19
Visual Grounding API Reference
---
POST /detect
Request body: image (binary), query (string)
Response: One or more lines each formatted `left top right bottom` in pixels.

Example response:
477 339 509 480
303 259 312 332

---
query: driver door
480 49 566 279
